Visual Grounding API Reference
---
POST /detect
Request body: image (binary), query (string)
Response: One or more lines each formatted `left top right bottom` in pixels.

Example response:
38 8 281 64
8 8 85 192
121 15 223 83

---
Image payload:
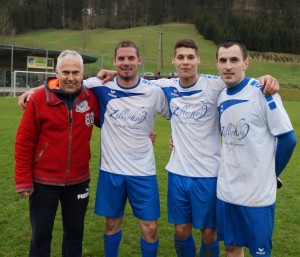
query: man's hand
18 86 41 110
169 136 174 151
18 91 32 110
150 131 157 144
258 75 279 96
97 69 117 83
19 191 33 198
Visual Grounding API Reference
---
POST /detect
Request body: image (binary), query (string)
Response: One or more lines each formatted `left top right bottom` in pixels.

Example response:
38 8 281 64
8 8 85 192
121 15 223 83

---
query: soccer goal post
12 70 55 97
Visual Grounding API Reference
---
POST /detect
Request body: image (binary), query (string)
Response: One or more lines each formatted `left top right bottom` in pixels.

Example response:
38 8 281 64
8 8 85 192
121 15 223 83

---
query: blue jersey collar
226 77 250 95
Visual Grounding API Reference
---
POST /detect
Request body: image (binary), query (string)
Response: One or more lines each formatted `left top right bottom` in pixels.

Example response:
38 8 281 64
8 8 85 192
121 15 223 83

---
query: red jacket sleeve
15 97 40 192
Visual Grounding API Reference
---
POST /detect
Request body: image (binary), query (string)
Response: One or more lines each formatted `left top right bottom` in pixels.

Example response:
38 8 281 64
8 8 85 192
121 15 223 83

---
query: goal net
12 70 55 97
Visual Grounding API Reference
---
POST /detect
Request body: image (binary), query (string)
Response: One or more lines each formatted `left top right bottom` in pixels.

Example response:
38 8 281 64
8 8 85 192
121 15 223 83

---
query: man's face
172 47 200 79
216 45 249 88
56 56 83 94
114 47 142 82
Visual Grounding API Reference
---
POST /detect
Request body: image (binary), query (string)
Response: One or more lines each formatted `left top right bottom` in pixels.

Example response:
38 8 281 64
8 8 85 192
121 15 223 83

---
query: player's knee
201 228 217 244
226 245 243 257
140 220 158 241
146 221 158 235
105 218 122 234
175 224 192 240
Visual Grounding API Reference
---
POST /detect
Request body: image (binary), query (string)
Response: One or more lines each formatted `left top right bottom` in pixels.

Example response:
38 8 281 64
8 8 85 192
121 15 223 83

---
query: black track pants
28 180 90 257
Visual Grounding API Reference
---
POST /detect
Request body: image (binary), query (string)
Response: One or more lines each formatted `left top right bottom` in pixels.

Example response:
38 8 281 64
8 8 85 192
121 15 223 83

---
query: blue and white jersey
153 74 225 177
84 77 169 176
217 78 293 207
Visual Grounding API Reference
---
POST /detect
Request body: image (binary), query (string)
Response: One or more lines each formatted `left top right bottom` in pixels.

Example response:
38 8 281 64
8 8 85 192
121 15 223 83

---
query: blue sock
199 239 220 257
174 233 196 257
103 230 122 257
140 237 159 257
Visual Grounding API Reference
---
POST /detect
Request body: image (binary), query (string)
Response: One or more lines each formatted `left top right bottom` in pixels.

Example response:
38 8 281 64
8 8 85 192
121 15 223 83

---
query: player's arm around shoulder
152 77 178 88
83 77 104 89
257 75 279 96
155 86 169 119
97 69 117 82
18 85 45 110
86 88 100 127
202 74 226 98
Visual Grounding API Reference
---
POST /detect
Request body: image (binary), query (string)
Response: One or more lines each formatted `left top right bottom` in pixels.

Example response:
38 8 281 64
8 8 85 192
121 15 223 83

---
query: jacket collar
45 77 90 106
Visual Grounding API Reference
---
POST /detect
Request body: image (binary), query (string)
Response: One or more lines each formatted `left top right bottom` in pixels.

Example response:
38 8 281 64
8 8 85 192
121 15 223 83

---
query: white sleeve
263 93 293 136
83 77 103 89
157 88 170 119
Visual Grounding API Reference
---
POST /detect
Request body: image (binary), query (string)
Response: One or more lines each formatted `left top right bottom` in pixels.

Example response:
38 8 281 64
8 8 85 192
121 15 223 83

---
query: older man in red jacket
15 50 100 257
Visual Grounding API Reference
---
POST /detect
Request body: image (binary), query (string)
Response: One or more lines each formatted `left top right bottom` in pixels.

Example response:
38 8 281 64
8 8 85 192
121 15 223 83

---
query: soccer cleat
277 178 283 189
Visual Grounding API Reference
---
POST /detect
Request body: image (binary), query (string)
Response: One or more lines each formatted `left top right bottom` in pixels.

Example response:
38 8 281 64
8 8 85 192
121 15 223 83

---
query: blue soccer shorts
217 198 275 257
95 170 160 221
167 172 217 229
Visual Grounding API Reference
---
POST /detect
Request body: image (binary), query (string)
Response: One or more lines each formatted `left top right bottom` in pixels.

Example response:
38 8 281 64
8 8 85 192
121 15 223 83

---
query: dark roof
0 44 97 66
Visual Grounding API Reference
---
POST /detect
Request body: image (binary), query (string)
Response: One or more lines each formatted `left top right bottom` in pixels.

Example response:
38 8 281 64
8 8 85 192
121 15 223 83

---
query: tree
0 8 13 44
149 0 167 25
173 0 197 22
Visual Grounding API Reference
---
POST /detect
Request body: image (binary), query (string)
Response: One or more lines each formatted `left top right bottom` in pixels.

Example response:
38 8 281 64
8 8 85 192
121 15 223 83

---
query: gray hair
56 50 84 70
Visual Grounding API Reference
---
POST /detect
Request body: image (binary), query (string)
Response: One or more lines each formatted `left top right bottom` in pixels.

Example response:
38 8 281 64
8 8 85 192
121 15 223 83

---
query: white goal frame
12 70 55 97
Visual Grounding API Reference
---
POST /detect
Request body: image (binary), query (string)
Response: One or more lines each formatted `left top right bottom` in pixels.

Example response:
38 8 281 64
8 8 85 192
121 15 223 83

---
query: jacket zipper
36 142 48 162
66 109 73 185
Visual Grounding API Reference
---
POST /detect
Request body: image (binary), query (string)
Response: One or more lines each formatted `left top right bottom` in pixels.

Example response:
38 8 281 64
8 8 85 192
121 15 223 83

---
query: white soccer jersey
84 77 169 176
217 78 293 207
153 74 225 177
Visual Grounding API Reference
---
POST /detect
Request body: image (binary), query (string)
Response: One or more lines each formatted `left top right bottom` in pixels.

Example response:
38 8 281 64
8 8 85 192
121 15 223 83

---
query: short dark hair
173 39 199 57
114 40 140 59
216 39 248 60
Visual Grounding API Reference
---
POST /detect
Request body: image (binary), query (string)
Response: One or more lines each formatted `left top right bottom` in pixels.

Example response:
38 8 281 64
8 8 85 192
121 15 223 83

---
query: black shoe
277 178 283 189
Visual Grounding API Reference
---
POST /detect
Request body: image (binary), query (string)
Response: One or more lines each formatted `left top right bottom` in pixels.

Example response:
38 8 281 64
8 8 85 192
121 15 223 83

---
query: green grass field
0 97 299 257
